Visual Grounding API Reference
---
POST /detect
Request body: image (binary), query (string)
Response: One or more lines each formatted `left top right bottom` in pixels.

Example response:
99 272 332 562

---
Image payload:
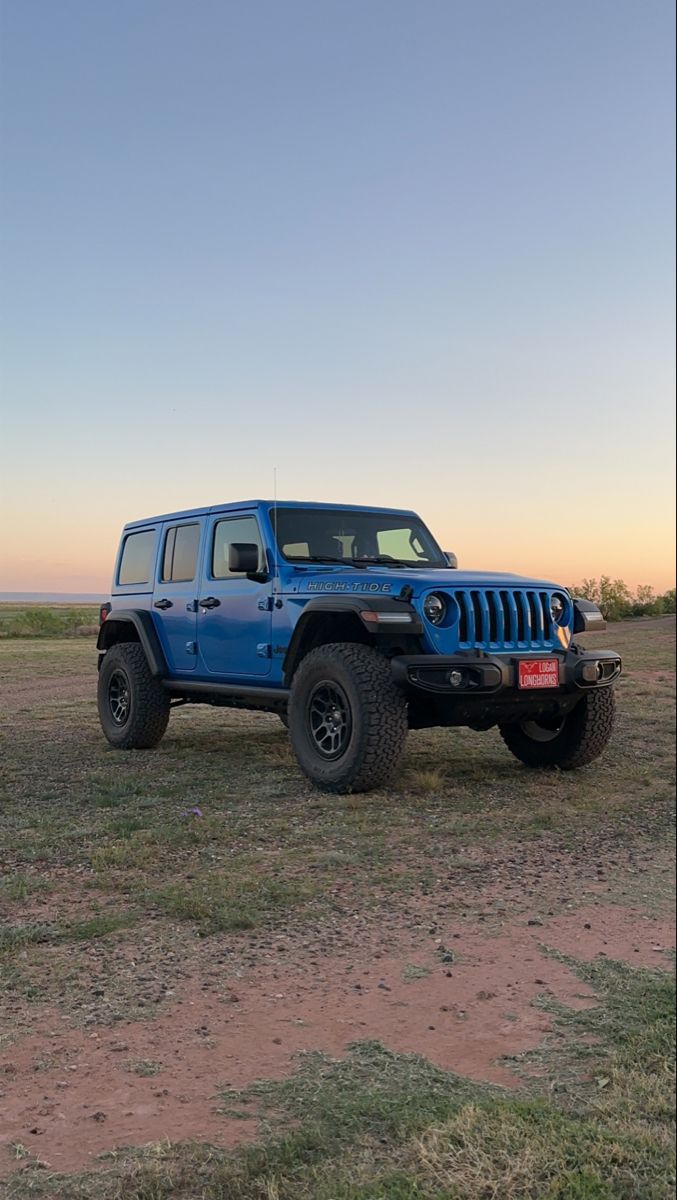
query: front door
198 513 273 678
152 520 203 672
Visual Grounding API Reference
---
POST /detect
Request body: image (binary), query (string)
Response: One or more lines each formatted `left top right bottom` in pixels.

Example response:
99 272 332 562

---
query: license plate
518 658 560 689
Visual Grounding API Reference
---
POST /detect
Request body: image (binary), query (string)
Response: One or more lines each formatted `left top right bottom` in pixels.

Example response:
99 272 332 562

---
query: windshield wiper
286 555 368 569
355 555 433 568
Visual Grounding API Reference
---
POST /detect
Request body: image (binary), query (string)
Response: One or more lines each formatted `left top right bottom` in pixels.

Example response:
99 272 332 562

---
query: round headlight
424 593 446 625
550 594 566 624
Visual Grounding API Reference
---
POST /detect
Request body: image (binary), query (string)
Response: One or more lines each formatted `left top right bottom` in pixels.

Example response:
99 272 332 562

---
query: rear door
152 520 204 672
197 512 273 678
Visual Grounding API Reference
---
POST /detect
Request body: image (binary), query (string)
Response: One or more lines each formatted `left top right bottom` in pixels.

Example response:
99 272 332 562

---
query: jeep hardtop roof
122 500 419 531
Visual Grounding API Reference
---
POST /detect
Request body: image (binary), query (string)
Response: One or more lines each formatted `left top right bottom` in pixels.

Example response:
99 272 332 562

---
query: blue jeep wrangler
97 500 621 793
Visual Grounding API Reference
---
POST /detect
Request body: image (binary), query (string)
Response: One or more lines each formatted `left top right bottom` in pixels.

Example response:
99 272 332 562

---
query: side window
118 530 155 586
212 516 263 579
161 523 200 583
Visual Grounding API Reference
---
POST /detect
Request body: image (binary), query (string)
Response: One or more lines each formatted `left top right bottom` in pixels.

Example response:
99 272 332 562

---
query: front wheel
288 643 408 793
499 687 616 770
98 643 170 749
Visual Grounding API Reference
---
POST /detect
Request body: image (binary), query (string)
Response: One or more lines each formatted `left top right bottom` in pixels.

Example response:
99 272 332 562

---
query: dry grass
0 620 674 1010
0 616 674 1197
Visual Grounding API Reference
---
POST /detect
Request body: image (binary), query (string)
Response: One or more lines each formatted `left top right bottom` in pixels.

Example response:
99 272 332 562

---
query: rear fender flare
97 610 167 676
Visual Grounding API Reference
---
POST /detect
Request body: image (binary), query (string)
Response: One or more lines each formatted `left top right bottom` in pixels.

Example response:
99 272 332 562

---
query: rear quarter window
118 530 156 586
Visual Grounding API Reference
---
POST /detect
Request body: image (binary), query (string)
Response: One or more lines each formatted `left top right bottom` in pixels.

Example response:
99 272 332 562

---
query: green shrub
0 606 99 638
571 578 676 622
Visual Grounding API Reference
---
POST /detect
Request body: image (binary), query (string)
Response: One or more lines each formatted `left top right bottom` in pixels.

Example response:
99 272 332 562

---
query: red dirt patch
540 905 675 965
2 902 673 1177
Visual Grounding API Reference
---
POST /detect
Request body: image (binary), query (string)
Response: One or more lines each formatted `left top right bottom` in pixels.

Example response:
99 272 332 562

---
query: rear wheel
499 687 616 769
288 643 408 793
98 643 170 749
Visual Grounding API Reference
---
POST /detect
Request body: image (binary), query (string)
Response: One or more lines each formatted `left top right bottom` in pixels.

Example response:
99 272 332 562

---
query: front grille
453 588 555 649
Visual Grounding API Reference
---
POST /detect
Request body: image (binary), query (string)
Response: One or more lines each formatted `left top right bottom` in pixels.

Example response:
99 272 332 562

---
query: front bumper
390 647 622 697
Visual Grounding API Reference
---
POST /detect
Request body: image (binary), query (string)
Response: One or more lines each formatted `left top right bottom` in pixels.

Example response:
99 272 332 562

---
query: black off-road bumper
390 647 621 698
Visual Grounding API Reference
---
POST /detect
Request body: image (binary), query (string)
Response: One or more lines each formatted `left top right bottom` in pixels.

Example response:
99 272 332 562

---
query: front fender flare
282 596 421 682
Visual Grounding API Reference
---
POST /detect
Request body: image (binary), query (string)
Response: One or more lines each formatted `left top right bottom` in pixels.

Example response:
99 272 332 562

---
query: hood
283 565 565 598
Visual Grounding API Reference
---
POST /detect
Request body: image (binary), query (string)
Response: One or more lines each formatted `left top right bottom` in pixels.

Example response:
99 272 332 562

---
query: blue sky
1 0 675 591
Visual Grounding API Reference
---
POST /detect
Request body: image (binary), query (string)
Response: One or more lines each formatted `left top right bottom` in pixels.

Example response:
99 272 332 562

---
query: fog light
449 669 464 687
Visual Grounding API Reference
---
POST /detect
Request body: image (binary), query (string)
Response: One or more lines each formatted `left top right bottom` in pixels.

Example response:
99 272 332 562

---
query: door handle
153 598 173 610
198 596 221 610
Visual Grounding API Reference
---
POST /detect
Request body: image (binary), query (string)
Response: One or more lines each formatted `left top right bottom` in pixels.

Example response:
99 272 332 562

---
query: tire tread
98 643 170 749
499 687 616 770
289 642 408 793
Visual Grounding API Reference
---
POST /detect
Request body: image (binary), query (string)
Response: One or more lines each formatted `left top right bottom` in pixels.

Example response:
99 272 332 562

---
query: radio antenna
272 467 279 592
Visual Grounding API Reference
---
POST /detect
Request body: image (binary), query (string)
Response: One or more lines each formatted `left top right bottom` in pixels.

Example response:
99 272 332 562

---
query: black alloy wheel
108 669 131 726
308 681 352 760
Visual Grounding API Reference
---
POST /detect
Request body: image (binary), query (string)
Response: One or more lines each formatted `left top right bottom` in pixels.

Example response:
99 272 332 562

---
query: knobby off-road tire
288 643 408 793
499 686 616 770
98 643 170 750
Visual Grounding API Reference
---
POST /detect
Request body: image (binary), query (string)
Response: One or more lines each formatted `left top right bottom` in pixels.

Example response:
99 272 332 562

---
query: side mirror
444 551 458 569
228 543 261 574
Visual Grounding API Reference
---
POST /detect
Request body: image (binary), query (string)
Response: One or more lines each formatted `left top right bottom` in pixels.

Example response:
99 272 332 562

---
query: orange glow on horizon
1 500 674 596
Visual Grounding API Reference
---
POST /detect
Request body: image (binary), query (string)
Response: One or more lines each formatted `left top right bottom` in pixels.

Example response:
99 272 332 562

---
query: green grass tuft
146 874 319 934
0 912 135 953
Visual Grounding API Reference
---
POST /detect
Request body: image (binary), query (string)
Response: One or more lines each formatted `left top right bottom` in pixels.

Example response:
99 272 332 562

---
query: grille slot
451 588 556 649
540 591 553 641
487 591 499 642
500 590 516 641
458 594 467 642
527 592 541 640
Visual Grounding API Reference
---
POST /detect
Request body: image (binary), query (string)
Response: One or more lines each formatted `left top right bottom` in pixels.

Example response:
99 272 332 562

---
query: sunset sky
1 0 675 595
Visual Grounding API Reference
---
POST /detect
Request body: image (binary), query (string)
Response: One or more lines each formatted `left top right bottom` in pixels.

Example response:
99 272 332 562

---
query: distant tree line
570 577 676 622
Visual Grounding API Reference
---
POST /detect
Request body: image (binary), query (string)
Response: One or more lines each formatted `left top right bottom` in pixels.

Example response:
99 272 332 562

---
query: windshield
271 508 446 568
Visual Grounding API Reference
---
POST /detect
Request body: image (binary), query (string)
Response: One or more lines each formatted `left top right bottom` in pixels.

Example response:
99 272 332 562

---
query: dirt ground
1 900 674 1175
0 617 674 1179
